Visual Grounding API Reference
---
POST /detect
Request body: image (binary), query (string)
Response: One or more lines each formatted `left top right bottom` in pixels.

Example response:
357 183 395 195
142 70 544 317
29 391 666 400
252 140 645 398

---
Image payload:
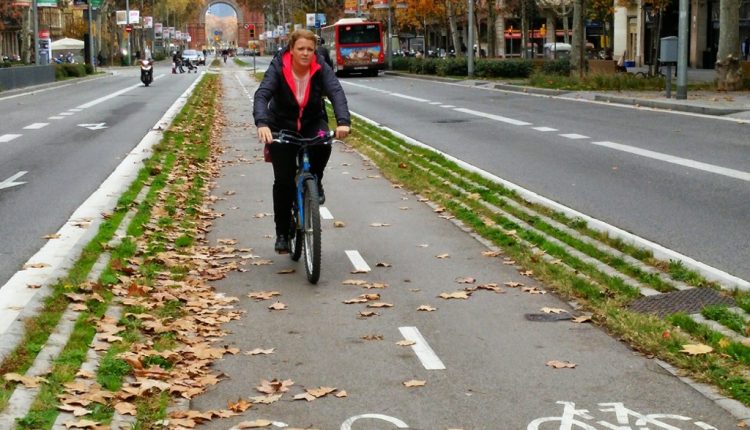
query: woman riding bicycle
253 29 351 254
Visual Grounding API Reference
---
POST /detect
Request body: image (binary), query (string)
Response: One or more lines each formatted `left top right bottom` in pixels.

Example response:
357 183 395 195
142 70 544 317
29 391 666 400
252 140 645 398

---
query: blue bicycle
271 130 334 284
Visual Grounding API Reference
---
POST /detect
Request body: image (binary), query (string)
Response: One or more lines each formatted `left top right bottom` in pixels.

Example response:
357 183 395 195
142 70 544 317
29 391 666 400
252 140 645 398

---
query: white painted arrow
77 123 108 131
0 171 28 190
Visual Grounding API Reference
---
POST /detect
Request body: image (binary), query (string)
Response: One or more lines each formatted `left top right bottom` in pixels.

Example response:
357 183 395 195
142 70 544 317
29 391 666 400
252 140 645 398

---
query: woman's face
291 38 316 69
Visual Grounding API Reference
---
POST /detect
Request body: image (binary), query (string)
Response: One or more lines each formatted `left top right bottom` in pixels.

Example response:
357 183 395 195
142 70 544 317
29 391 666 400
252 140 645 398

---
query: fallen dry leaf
435 253 450 259
368 302 393 308
268 302 287 311
504 281 524 288
248 394 283 404
482 250 503 257
306 386 336 398
63 419 99 429
439 291 471 300
396 340 416 346
113 402 137 416
522 287 546 294
417 305 437 312
43 233 61 239
541 307 567 314
293 392 316 402
681 344 713 355
546 360 577 369
572 315 592 323
455 277 476 284
335 390 348 398
359 311 379 318
276 268 295 274
520 270 534 276
477 283 503 293
403 379 426 388
23 262 50 269
342 279 368 286
333 220 346 228
361 334 384 341
256 379 294 394
236 420 273 428
248 291 280 301
370 222 391 227
4 373 47 388
58 405 91 417
376 262 392 267
27 284 42 289
228 398 253 412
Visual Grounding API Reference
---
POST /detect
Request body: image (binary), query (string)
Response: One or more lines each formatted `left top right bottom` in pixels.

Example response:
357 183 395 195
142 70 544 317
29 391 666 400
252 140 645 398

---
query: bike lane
187 63 744 429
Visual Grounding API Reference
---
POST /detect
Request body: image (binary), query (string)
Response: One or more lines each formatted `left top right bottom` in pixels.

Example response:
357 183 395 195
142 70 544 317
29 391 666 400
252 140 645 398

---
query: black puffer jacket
253 48 350 134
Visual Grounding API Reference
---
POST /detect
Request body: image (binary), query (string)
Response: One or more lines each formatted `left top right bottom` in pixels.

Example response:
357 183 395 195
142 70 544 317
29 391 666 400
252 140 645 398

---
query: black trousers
269 140 332 236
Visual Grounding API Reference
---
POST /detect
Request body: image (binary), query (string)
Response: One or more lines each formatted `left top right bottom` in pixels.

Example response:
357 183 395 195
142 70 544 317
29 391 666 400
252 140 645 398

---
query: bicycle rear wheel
302 178 321 283
289 204 303 261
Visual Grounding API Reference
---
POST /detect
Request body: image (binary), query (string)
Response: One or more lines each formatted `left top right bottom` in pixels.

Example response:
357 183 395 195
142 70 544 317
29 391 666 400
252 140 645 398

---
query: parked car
182 49 205 66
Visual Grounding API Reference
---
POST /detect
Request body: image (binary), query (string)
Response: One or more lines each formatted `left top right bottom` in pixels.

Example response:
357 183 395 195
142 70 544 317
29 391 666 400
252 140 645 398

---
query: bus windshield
338 24 380 45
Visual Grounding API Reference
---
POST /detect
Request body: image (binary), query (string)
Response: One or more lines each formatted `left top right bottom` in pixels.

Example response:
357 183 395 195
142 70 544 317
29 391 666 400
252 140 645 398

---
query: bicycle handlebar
271 130 335 147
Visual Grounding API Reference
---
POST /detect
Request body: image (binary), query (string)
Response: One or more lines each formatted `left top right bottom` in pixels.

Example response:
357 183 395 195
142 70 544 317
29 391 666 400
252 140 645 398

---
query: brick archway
187 0 264 53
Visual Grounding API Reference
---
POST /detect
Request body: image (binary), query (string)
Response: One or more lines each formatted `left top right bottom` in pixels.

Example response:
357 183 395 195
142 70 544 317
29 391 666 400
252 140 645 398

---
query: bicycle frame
294 149 315 231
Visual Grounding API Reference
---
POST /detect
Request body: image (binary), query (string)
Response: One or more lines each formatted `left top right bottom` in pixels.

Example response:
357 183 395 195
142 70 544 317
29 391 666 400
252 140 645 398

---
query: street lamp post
32 0 39 64
468 0 474 76
387 0 392 69
126 0 131 66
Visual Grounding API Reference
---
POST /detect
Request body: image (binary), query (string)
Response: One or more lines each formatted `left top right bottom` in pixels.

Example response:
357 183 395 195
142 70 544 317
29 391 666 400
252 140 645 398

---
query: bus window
339 25 381 45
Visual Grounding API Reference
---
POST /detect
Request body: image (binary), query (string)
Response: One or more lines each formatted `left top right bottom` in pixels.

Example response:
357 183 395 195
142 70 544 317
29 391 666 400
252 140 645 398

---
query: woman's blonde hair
288 29 317 50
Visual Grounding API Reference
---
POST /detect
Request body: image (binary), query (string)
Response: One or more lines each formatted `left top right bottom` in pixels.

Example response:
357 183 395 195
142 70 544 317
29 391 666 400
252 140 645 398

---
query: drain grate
433 119 470 124
525 312 573 322
628 288 735 318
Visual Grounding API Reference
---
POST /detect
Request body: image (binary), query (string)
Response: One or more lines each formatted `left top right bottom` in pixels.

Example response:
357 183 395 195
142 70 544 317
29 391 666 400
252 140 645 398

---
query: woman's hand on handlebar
335 125 350 140
257 126 273 144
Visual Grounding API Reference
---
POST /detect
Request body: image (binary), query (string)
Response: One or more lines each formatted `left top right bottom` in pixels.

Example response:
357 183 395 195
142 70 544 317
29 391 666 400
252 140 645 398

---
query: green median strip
344 111 750 406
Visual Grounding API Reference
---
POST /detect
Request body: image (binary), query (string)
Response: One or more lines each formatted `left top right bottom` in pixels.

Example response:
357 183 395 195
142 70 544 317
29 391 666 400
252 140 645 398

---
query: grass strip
702 305 749 335
346 113 750 406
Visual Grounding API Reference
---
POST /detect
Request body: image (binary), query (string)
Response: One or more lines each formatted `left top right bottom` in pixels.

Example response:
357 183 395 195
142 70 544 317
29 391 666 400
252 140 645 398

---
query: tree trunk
562 7 570 44
546 13 555 44
716 0 742 89
21 6 31 64
446 0 461 54
488 0 496 57
496 15 506 57
570 0 584 76
521 0 528 58
475 1 481 56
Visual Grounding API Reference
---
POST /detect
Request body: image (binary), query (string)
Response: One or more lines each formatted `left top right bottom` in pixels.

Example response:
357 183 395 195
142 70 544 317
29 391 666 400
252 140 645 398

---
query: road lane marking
0 171 28 190
453 107 532 126
68 108 82 112
0 134 22 143
560 133 589 139
59 112 74 116
440 104 456 108
391 93 430 103
0 83 75 102
398 326 446 370
319 207 334 220
77 123 108 131
341 414 409 429
591 141 750 182
429 101 442 105
48 116 64 120
533 126 558 132
23 123 49 130
76 74 166 109
345 250 371 273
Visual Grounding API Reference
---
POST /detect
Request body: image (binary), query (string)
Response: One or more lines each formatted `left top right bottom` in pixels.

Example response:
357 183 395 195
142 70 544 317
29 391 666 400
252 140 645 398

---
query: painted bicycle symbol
528 401 718 430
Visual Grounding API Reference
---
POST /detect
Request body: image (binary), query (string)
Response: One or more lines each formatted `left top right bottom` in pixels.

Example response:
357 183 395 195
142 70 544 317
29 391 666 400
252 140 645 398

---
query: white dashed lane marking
440 104 456 108
398 326 446 370
560 133 589 139
345 250 371 273
0 134 22 143
319 207 334 220
533 126 558 132
59 112 74 116
391 93 430 103
23 123 49 130
453 107 532 126
591 141 750 182
48 116 65 120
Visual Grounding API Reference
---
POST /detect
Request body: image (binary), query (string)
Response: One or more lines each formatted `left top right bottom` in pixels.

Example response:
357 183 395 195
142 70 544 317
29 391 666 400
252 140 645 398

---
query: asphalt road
0 63 201 286
189 64 740 429
339 74 750 282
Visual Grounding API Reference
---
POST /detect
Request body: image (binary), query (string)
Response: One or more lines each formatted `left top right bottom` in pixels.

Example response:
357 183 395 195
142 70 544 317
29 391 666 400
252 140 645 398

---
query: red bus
321 18 384 76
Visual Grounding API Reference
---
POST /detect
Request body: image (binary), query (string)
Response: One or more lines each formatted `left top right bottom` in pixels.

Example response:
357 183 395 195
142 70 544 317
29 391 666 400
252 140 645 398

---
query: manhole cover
525 312 573 322
433 119 469 124
628 288 734 318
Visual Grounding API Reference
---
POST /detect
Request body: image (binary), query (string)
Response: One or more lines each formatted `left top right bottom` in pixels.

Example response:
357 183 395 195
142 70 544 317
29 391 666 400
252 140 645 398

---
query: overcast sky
207 3 237 18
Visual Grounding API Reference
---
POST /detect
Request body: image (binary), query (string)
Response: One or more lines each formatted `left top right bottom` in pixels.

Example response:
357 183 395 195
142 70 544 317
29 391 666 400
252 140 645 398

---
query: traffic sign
125 24 133 32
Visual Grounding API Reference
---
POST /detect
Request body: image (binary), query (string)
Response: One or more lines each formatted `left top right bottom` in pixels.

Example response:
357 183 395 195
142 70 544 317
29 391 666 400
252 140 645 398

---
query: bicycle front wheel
302 178 321 284
289 205 303 262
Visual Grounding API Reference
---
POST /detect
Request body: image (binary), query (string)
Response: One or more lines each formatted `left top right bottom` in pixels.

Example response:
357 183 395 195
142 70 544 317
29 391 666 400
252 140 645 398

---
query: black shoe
318 182 325 205
274 235 289 254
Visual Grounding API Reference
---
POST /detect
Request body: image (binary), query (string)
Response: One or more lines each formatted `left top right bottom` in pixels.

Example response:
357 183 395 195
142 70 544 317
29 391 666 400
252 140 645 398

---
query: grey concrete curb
593 94 744 116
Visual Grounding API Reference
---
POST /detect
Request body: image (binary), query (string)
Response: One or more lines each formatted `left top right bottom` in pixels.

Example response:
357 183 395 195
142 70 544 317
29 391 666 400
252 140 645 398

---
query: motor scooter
140 59 154 86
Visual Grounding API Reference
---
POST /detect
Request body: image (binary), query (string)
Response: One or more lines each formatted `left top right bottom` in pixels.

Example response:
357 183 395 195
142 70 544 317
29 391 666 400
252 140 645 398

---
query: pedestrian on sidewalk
253 29 351 254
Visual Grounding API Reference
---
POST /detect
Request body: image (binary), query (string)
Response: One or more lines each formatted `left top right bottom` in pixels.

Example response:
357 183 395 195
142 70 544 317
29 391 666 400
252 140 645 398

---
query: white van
543 43 571 59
